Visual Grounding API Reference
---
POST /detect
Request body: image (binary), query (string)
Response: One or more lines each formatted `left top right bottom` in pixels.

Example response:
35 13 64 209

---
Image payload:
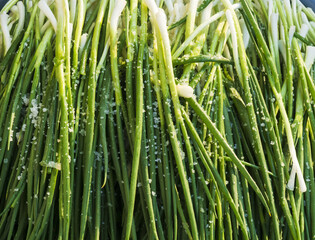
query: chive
0 0 314 238
124 2 145 239
79 0 107 238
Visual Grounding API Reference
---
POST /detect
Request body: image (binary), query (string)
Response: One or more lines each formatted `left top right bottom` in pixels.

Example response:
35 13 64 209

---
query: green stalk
152 10 199 239
55 1 71 238
72 0 86 81
308 129 315 238
187 97 269 213
99 69 110 187
240 0 306 194
0 5 38 138
144 48 165 239
124 2 145 239
152 36 174 240
247 60 300 239
182 108 249 239
139 119 159 239
125 0 138 134
80 0 108 238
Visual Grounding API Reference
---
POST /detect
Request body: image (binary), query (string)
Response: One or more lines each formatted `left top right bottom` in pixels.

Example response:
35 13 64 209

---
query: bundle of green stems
0 0 314 239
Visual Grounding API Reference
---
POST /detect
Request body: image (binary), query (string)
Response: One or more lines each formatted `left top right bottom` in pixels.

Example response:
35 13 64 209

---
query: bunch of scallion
0 0 314 239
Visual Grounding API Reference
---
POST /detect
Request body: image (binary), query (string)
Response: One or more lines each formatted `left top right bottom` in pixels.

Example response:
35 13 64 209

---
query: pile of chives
0 0 314 239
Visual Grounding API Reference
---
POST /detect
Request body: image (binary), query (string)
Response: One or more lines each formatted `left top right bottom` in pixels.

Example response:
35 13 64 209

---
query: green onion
0 0 314 239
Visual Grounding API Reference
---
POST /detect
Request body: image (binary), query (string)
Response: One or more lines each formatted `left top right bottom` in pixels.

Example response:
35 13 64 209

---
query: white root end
156 9 170 51
39 2 46 28
172 3 241 59
297 23 309 49
305 46 315 71
201 2 213 23
38 0 57 32
186 0 198 30
301 12 309 25
232 3 242 10
27 1 33 11
297 174 307 192
299 23 309 38
287 167 296 191
68 23 73 42
239 19 249 50
144 0 159 18
284 0 292 12
175 0 187 22
79 33 88 53
268 0 273 22
70 0 76 23
110 0 126 31
225 10 242 83
0 13 12 55
176 85 194 98
286 145 307 192
287 162 307 192
289 26 295 45
164 0 174 13
169 0 187 26
14 2 25 39
271 13 279 50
